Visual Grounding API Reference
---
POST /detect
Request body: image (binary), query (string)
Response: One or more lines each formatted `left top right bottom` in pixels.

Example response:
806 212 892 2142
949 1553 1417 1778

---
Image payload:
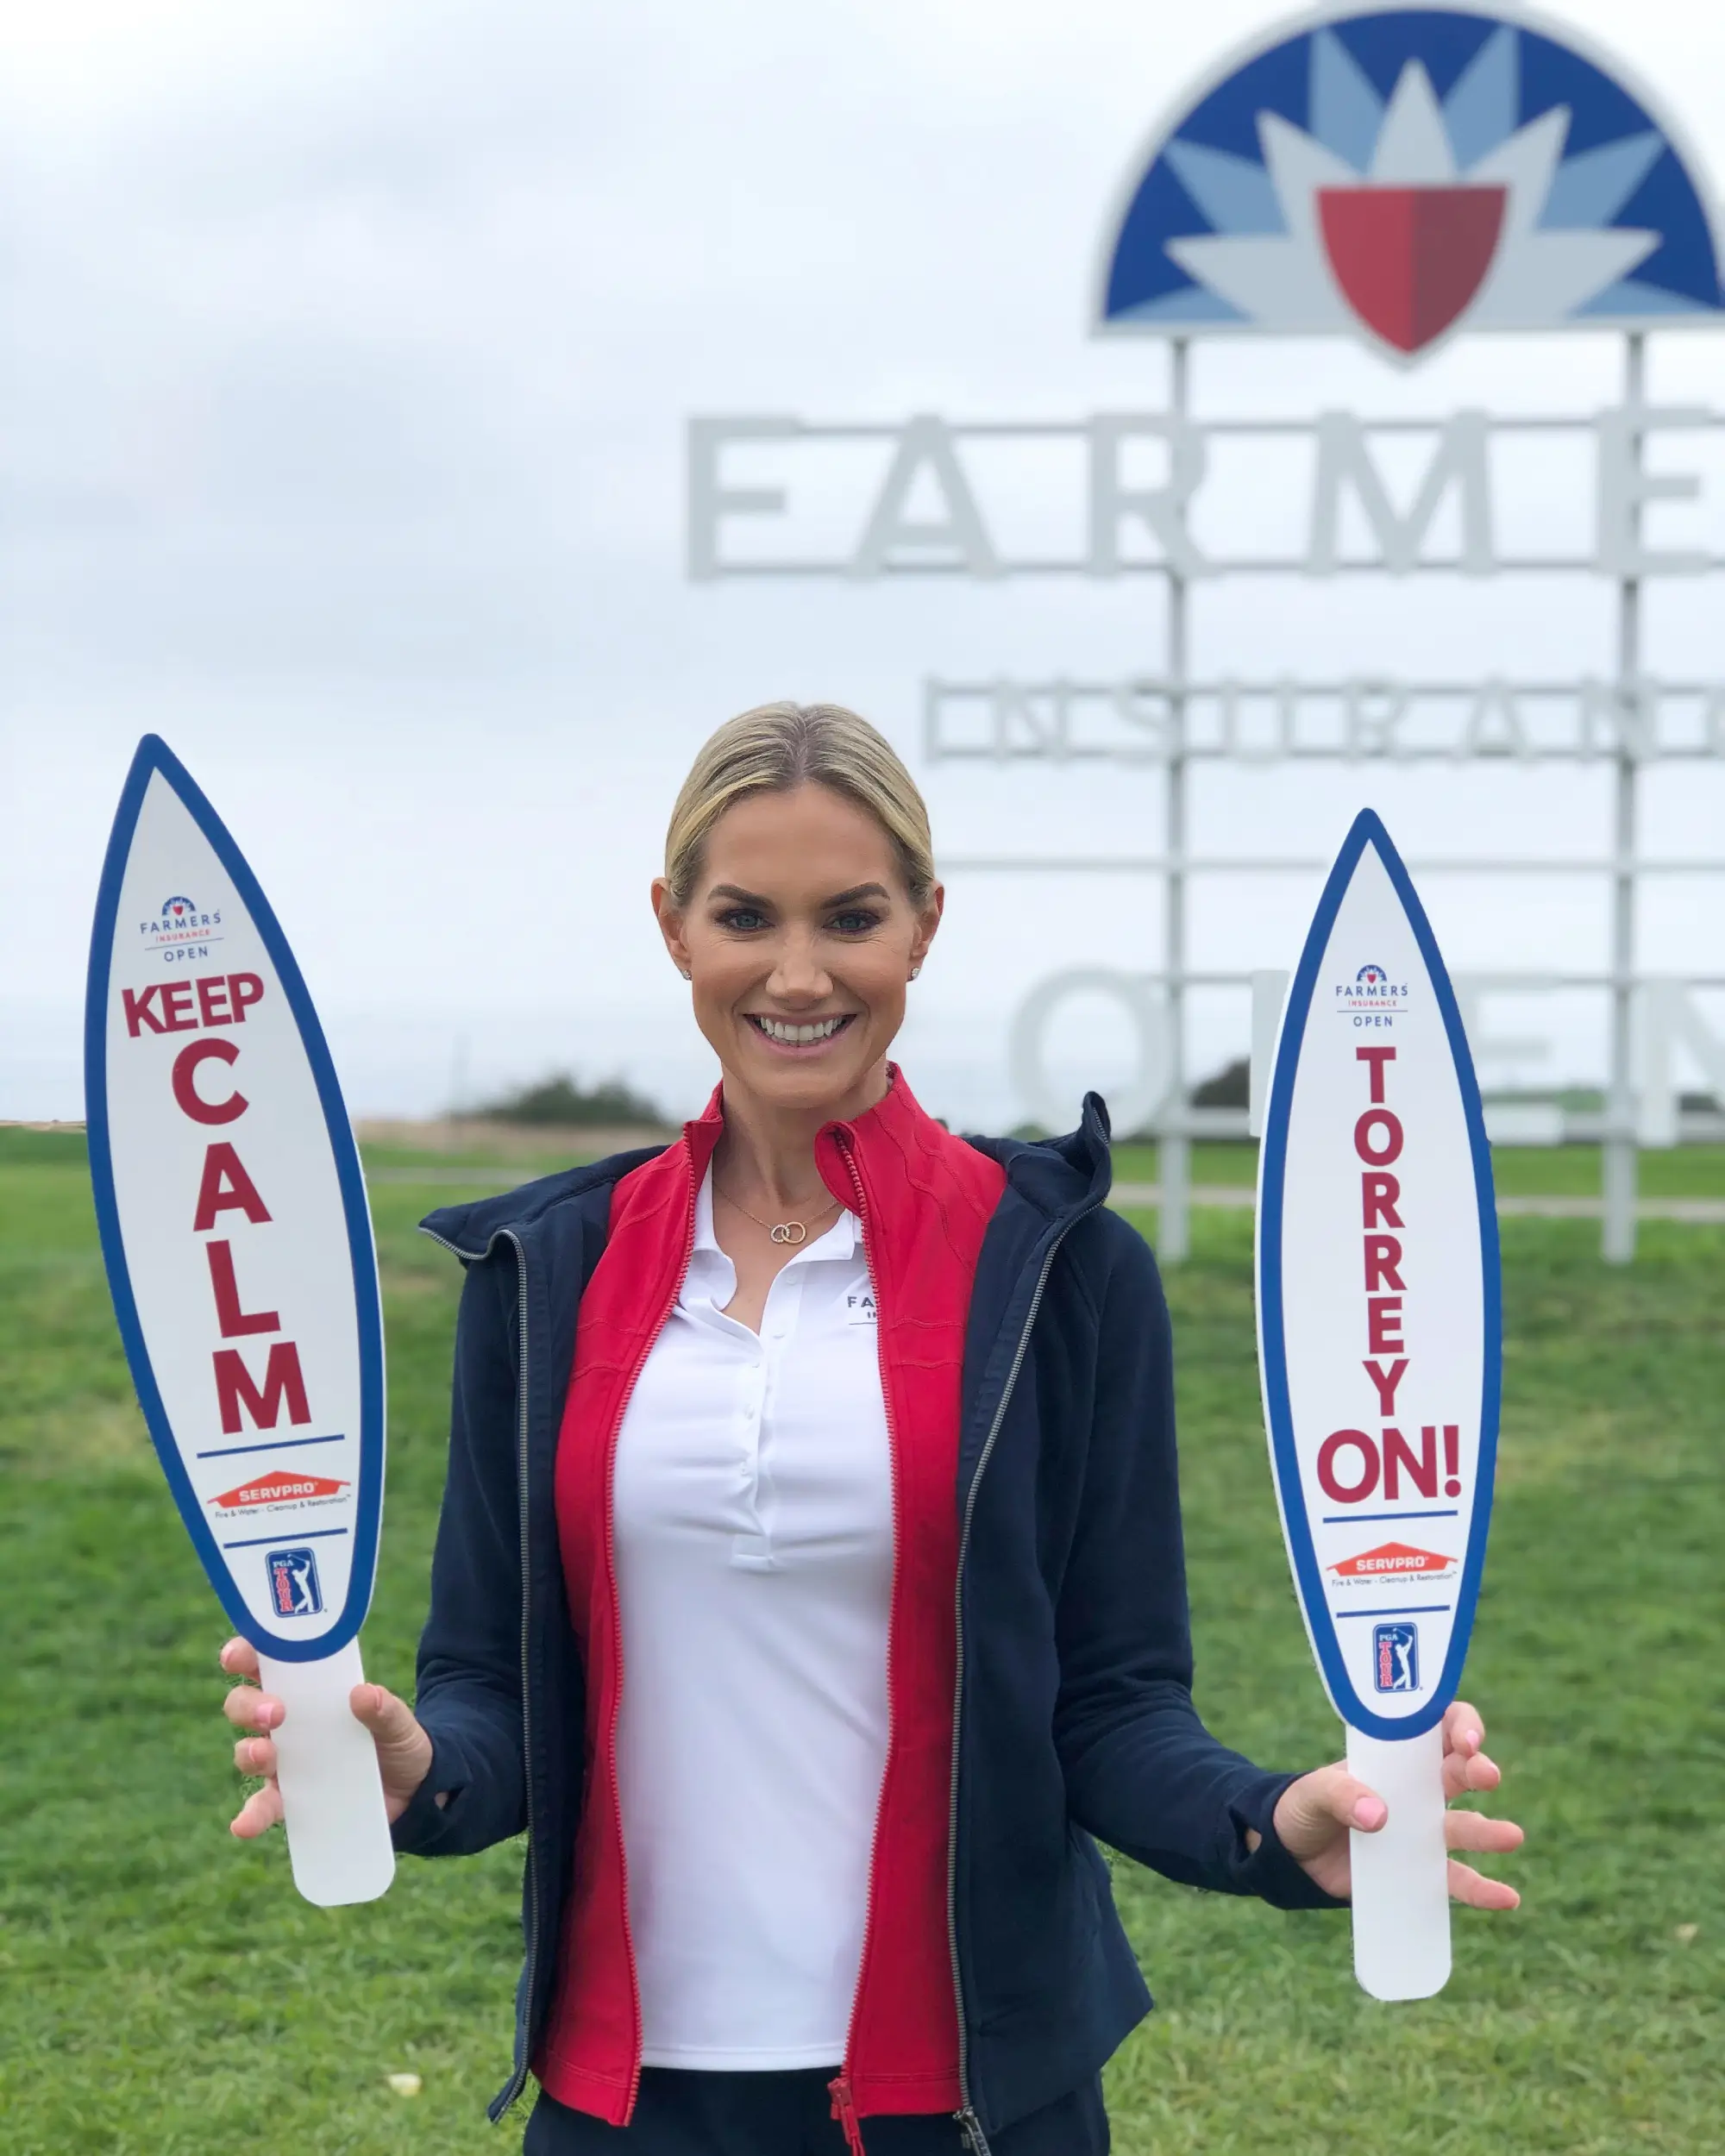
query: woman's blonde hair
663 701 936 909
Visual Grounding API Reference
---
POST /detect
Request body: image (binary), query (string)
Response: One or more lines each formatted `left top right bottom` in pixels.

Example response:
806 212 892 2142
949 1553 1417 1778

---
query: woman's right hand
219 1636 436 1837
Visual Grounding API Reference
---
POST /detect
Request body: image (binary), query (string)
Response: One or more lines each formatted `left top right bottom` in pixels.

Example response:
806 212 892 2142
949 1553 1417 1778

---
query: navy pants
524 2068 1109 2154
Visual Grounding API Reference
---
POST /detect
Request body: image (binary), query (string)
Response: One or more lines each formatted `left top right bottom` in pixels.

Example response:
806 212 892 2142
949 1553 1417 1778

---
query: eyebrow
707 882 892 908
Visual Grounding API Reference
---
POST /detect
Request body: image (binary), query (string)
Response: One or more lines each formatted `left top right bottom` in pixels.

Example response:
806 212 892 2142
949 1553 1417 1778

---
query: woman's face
653 783 942 1119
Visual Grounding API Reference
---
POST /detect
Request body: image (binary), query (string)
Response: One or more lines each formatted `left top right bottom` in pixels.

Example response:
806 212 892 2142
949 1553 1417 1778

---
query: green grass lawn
1109 1138 1725 1200
0 1135 1719 2153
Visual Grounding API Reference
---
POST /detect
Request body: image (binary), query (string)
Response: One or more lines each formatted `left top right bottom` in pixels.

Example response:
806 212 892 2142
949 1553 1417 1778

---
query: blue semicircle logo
1098 4 1725 359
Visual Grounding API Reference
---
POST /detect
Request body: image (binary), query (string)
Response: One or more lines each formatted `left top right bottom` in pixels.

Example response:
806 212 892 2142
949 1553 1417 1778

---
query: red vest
535 1070 1006 2147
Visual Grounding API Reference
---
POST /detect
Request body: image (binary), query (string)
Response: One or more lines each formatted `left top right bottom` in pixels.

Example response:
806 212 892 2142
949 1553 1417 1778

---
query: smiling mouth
746 1012 857 1046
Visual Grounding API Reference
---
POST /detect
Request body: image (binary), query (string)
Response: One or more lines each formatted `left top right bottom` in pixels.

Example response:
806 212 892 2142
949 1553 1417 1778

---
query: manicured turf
0 1136 1718 2153
1108 1138 1725 1199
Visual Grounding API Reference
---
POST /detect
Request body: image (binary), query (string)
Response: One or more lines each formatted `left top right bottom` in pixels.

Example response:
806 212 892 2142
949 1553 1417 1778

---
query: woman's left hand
1254 1700 1523 1907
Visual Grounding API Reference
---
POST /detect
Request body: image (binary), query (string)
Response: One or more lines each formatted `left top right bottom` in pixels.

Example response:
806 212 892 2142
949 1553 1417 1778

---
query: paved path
1110 1182 1725 1223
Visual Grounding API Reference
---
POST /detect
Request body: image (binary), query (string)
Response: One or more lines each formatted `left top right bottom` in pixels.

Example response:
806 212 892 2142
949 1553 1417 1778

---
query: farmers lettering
1316 1046 1462 1508
123 971 311 1435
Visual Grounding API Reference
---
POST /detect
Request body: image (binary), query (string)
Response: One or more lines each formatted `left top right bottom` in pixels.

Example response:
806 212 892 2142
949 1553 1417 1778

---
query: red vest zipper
598 1149 702 2120
826 1127 892 2156
828 2070 869 2156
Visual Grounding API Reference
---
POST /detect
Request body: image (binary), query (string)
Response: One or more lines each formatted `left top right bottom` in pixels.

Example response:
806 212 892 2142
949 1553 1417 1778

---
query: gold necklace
714 1181 842 1247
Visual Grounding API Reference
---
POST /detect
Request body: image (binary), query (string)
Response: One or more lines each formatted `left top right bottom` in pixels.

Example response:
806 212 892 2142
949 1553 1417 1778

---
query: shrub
475 1072 667 1128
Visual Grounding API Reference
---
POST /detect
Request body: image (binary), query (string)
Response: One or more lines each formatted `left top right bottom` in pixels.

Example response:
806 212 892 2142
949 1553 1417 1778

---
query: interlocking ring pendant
769 1220 808 1245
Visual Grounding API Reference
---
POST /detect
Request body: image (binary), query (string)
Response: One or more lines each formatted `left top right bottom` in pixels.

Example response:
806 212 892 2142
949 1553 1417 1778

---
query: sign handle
1345 1723 1450 2000
257 1639 396 1908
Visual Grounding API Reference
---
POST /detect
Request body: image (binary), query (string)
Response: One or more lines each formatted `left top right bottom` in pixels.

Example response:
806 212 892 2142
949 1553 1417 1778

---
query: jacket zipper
500 1229 538 2115
418 1224 539 2119
602 1167 700 2120
946 1225 1076 2156
827 1131 890 2156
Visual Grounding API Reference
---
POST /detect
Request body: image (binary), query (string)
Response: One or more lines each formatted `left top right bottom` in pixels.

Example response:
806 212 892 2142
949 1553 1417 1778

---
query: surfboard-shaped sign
1255 807 1500 1998
85 734 393 1905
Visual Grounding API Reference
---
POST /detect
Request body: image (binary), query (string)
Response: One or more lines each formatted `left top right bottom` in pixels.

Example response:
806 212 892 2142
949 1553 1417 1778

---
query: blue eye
831 910 882 935
718 908 768 932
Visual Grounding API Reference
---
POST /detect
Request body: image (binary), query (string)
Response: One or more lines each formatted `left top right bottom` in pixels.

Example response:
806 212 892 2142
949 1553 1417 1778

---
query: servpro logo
1328 1540 1456 1583
207 1468 350 1513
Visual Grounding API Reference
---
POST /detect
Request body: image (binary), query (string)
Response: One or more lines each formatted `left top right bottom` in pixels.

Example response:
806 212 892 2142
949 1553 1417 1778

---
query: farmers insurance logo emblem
1098 5 1725 361
140 893 223 955
1338 960 1408 1011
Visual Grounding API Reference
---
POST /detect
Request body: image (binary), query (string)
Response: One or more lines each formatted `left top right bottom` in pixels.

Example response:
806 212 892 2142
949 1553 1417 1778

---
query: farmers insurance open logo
139 893 223 960
1337 962 1408 1013
1098 4 1725 362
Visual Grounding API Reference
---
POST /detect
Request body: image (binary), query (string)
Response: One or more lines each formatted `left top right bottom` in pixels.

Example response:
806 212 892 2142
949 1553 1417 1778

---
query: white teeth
755 1015 847 1044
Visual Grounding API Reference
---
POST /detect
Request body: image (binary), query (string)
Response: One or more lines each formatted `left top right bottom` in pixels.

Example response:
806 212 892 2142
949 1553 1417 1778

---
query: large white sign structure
686 2 1725 1263
689 404 1724 583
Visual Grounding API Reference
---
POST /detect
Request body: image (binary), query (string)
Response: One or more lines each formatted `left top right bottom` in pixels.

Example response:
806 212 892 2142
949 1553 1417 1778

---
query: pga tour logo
1373 1620 1420 1693
266 1545 324 1619
1100 5 1725 362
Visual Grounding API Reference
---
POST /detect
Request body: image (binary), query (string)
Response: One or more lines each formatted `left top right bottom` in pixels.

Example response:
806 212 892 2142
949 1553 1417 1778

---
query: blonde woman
220 704 1521 2154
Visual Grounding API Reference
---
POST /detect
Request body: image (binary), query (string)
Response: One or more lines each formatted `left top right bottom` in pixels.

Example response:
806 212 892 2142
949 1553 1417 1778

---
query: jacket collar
969 1091 1113 1229
417 1147 665 1261
679 1062 934 1219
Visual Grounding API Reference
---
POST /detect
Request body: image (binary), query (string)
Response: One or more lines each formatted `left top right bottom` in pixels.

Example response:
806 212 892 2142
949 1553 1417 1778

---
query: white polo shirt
612 1165 894 2068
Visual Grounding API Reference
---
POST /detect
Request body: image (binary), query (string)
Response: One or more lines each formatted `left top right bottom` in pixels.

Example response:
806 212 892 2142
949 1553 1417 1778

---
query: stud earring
910 964 922 979
679 967 692 980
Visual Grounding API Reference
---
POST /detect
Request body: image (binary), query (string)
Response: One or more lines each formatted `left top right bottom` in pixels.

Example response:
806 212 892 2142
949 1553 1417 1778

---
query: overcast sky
3 0 1722 1129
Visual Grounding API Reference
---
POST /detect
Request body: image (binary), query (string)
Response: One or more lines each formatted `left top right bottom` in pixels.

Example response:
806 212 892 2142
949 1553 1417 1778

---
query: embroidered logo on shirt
845 1292 878 1326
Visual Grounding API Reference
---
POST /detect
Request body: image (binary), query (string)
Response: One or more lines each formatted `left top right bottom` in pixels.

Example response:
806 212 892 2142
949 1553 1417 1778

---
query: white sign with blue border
86 735 393 1904
1256 806 1501 1994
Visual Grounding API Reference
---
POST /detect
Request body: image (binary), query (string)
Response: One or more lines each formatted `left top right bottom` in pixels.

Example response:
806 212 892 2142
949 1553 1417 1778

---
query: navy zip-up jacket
391 1096 1339 2140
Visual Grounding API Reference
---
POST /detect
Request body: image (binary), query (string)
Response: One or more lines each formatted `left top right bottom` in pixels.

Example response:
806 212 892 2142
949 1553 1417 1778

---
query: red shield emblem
1317 185 1507 354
